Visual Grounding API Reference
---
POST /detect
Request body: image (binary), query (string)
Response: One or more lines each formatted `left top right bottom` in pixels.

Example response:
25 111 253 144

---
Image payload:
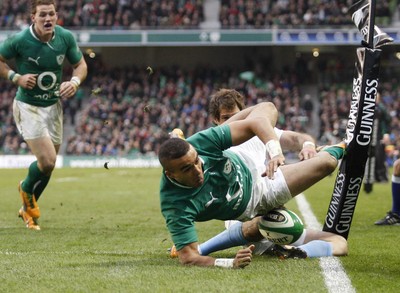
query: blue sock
298 240 333 258
199 222 246 255
391 175 400 215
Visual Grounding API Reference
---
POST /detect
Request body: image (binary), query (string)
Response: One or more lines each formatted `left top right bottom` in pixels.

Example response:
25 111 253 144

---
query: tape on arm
302 141 316 149
7 70 21 84
214 258 234 268
70 76 81 89
265 139 283 159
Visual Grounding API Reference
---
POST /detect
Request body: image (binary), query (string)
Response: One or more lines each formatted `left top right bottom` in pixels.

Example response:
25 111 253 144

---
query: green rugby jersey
160 125 253 250
0 25 83 107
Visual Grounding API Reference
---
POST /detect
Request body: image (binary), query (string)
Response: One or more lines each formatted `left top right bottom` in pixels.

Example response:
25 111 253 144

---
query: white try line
295 193 356 293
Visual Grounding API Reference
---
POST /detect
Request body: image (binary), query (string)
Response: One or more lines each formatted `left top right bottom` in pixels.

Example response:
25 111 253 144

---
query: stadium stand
0 0 395 29
0 0 399 161
0 81 26 154
0 0 204 29
63 63 308 156
218 0 395 28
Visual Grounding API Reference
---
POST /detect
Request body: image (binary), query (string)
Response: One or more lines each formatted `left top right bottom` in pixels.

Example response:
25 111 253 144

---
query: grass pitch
0 167 399 293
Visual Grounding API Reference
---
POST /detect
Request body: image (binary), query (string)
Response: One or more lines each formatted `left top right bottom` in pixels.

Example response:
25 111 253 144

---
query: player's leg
390 159 400 216
293 229 348 257
13 100 62 228
375 158 400 225
24 137 58 191
228 214 348 258
280 145 345 197
20 137 57 213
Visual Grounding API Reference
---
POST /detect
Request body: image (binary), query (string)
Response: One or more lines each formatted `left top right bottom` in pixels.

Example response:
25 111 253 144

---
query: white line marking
54 177 79 182
295 193 356 293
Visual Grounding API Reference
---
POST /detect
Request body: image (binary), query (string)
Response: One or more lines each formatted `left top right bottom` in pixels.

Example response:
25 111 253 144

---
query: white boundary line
295 193 356 293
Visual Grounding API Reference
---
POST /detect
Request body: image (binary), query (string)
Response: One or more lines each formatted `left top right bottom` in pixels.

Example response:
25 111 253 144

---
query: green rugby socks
323 145 345 160
21 161 49 200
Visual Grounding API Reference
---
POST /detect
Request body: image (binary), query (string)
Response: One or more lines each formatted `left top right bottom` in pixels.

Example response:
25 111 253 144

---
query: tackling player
0 0 88 230
159 100 348 268
172 89 319 256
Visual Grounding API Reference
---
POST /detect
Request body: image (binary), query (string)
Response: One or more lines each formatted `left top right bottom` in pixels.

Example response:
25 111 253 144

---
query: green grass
0 168 399 293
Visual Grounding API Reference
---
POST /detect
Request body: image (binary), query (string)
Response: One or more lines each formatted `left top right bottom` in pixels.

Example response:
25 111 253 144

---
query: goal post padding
323 47 381 239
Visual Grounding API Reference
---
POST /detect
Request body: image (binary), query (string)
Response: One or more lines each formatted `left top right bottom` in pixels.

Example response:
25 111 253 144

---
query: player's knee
38 158 56 174
332 235 348 256
323 153 339 174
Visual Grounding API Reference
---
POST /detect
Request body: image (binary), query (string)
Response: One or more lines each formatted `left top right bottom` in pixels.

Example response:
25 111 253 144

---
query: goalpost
322 0 386 238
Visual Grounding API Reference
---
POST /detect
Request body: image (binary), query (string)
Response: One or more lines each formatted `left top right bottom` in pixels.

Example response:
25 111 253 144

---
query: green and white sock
323 145 345 160
22 161 45 199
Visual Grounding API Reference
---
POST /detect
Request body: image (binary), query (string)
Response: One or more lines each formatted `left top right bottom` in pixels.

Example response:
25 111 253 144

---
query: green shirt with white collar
160 125 253 250
0 25 82 107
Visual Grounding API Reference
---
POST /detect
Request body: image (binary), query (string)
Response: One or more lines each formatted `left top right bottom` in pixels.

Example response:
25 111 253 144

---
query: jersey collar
30 24 56 42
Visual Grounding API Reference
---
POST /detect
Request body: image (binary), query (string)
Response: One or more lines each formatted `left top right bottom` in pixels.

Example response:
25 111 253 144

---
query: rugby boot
169 245 178 258
271 244 307 260
18 207 40 230
374 211 400 226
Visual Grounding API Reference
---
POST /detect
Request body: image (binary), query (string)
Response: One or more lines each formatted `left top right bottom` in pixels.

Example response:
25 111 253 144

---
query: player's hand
233 244 255 269
17 74 38 90
298 145 317 161
262 154 285 179
59 81 78 99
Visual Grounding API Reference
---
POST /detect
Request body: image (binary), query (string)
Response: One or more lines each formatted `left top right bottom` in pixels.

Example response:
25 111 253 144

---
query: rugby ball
258 208 304 245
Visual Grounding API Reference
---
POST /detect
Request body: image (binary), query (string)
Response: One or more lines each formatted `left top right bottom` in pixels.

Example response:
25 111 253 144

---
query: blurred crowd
64 61 309 156
0 0 204 30
0 60 312 156
0 81 25 154
0 0 399 165
1 60 400 165
0 0 395 30
219 0 394 28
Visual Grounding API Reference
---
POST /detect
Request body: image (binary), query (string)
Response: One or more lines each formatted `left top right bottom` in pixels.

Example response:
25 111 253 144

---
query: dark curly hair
158 138 190 168
208 88 245 121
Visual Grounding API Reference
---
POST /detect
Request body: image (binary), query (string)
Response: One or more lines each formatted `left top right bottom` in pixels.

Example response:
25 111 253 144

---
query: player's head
209 89 245 125
31 0 58 37
159 138 204 188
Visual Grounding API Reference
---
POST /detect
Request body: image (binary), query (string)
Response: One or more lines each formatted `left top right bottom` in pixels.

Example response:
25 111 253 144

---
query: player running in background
0 0 88 230
375 158 400 225
159 100 348 269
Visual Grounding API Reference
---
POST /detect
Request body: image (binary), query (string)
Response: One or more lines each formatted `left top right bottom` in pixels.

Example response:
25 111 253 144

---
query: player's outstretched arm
177 242 254 269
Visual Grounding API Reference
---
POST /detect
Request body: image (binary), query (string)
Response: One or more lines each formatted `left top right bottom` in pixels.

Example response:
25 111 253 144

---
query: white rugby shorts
229 136 292 221
13 99 63 145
